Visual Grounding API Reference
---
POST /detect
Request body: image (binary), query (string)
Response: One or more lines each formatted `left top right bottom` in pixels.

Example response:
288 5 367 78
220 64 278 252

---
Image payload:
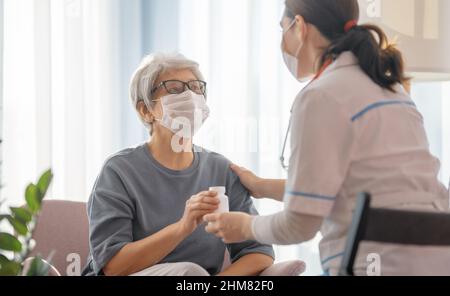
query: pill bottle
210 186 229 213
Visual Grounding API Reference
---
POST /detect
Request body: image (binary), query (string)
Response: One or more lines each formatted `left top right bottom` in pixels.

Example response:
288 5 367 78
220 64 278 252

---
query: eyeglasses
151 80 207 96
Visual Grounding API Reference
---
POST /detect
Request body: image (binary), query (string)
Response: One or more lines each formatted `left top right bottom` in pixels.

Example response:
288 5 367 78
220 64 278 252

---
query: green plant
0 169 53 276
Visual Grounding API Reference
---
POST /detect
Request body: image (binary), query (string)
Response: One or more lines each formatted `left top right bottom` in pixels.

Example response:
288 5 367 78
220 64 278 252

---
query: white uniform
284 51 450 276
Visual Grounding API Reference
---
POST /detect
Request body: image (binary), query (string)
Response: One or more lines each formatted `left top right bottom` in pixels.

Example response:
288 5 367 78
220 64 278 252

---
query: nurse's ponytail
321 22 409 92
286 0 410 92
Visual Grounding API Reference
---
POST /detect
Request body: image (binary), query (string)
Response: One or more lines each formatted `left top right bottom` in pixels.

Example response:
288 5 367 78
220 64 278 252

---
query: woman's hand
230 164 264 198
204 212 254 244
178 191 220 236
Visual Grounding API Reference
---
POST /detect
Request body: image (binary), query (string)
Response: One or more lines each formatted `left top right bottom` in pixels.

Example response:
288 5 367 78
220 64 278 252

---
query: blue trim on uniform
351 100 416 122
321 269 331 276
287 191 336 201
321 252 345 266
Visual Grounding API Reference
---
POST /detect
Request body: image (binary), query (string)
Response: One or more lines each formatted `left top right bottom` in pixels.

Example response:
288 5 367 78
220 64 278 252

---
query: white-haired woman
82 53 274 276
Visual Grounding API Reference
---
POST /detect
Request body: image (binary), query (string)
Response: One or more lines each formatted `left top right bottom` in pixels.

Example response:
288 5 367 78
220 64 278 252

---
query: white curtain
2 0 124 205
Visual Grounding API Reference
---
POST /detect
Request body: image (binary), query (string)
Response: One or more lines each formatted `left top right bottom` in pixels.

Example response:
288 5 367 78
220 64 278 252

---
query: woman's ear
137 101 154 123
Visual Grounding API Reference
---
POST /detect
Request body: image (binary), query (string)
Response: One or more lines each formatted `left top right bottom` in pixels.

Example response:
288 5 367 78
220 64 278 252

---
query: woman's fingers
191 191 217 200
188 195 220 210
201 191 218 198
190 192 219 205
201 196 220 205
194 210 217 221
189 202 218 212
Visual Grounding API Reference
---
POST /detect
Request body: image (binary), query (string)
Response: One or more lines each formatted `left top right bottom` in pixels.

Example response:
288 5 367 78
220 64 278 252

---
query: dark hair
285 0 409 92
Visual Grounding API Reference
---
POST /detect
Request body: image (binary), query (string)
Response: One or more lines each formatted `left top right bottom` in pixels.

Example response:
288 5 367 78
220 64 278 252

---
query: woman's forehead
157 68 197 83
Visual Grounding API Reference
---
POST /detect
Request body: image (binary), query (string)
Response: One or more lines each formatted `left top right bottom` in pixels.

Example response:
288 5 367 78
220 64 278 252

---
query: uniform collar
320 51 359 77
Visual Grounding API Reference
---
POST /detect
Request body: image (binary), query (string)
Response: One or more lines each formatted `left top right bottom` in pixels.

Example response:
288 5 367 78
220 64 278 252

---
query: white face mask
282 19 311 82
151 90 210 139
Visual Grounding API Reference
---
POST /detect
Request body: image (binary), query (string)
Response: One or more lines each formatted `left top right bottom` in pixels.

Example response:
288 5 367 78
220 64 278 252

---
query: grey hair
129 52 205 130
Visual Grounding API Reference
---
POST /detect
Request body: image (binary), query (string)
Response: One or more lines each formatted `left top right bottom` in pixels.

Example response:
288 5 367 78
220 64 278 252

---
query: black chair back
339 192 450 276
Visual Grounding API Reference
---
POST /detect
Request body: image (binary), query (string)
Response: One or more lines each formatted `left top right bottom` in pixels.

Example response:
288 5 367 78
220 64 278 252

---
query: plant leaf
10 207 32 223
0 254 9 264
7 216 29 236
0 214 12 222
26 256 50 276
37 169 53 201
0 254 17 275
0 259 21 276
25 184 41 213
0 232 22 252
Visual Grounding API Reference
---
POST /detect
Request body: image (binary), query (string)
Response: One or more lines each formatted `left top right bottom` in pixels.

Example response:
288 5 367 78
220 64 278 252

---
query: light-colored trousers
130 262 211 276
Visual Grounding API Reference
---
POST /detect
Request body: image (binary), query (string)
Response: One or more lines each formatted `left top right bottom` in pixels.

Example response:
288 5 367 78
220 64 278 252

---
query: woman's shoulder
102 145 147 172
195 146 232 168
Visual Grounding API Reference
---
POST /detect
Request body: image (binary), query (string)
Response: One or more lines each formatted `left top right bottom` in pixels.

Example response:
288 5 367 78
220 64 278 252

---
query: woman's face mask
151 90 210 139
281 18 310 82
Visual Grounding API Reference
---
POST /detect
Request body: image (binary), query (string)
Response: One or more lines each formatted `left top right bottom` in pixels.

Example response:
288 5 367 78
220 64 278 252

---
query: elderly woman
82 53 274 276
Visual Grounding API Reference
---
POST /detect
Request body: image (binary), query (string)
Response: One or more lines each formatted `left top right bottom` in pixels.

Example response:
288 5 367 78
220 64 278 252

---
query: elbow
256 254 275 271
103 256 135 276
103 262 126 276
266 257 275 269
263 254 275 265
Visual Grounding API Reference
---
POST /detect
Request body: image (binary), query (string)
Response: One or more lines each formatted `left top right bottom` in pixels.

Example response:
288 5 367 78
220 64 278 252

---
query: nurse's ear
294 15 308 42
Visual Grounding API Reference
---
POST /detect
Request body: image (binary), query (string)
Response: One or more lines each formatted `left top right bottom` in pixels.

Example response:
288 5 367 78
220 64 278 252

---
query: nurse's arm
257 179 286 202
252 210 323 245
217 253 274 276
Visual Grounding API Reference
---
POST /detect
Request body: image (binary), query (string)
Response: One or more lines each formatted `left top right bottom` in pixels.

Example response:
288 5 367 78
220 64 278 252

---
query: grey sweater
82 144 274 276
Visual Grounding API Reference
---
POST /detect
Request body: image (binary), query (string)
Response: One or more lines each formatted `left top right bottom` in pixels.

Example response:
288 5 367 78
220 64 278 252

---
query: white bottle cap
209 186 226 195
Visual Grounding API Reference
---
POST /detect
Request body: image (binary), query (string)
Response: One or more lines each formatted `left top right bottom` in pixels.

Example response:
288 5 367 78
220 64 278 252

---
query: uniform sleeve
87 161 135 275
226 171 275 263
252 210 323 245
284 89 354 217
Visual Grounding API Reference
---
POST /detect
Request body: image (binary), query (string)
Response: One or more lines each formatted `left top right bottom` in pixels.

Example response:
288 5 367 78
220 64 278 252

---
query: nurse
205 0 450 276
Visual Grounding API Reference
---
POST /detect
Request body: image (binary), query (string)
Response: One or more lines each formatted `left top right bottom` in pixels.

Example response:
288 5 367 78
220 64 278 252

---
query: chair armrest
259 260 306 276
22 257 62 276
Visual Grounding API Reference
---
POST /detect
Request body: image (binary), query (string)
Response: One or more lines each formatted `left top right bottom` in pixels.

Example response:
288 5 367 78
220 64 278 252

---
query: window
412 82 450 187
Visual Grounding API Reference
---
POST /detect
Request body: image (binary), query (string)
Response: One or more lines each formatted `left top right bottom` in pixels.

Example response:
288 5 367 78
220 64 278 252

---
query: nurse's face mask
281 17 309 82
150 80 210 139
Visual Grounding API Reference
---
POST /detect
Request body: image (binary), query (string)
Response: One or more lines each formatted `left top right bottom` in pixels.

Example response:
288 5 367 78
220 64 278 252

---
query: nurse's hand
178 191 220 236
204 212 254 244
230 164 264 198
231 164 286 201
